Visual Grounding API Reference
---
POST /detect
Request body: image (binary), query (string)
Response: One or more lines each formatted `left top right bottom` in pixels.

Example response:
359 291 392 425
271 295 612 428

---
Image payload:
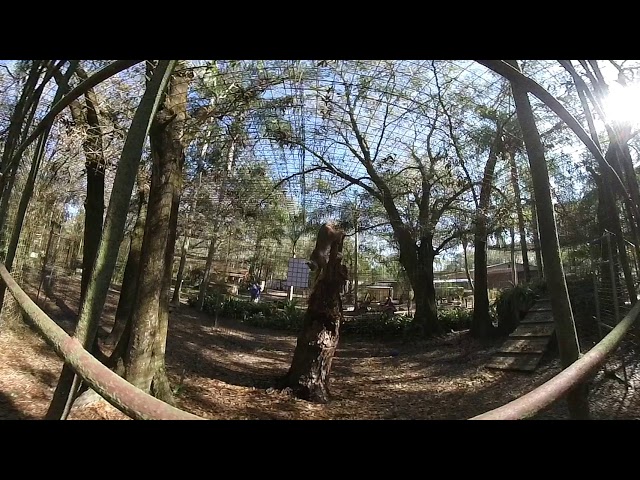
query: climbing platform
486 299 556 372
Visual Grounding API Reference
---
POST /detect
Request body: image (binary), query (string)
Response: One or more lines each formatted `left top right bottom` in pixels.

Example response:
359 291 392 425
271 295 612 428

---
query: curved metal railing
3 260 636 421
470 299 640 420
0 263 203 420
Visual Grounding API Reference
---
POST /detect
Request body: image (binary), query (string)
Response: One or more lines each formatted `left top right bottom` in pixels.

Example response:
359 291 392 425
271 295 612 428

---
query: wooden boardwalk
486 299 555 372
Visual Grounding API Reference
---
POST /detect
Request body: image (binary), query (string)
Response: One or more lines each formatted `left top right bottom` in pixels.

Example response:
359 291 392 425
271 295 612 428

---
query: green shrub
493 280 546 335
242 305 305 332
438 308 472 332
341 313 412 338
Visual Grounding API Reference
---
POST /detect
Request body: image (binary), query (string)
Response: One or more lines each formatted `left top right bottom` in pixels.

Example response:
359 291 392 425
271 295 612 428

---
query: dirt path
0 274 637 420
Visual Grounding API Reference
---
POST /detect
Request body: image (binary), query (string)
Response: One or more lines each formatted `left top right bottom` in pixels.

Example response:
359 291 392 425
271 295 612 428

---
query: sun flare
603 82 640 125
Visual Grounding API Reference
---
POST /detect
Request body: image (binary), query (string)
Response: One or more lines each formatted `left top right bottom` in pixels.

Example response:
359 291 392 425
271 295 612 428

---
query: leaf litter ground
0 274 638 420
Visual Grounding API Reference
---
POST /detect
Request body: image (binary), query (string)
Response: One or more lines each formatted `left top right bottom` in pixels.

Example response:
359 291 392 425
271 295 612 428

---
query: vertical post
626 238 639 282
607 232 621 325
609 235 630 387
354 215 359 309
288 254 295 302
510 225 517 285
593 268 603 340
36 220 58 303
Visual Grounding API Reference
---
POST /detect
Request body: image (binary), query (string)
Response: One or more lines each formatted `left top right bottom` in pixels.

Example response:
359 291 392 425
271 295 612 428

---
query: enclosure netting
0 60 638 418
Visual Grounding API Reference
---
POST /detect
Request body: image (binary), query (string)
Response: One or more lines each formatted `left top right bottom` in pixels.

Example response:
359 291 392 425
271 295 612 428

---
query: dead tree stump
281 225 347 403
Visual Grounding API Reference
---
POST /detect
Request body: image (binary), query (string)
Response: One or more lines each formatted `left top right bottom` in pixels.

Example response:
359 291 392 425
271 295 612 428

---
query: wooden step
528 299 551 313
510 322 556 337
486 353 543 371
520 310 555 324
486 299 556 372
498 337 550 354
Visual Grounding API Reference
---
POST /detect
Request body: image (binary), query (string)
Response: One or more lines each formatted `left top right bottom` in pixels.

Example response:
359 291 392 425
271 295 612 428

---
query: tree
124 62 190 399
45 60 175 418
0 62 78 311
276 61 485 335
488 59 589 419
0 61 59 236
281 224 347 402
470 123 504 338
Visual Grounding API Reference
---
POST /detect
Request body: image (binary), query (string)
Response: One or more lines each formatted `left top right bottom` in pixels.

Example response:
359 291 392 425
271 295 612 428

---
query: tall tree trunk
396 229 440 336
152 177 181 403
45 60 176 419
531 202 543 278
124 64 190 394
506 59 589 420
282 227 347 402
507 149 531 282
471 128 502 338
105 175 149 345
78 69 107 304
195 133 237 309
595 172 631 310
172 159 204 305
602 144 637 303
196 234 217 311
461 237 474 292
171 234 190 305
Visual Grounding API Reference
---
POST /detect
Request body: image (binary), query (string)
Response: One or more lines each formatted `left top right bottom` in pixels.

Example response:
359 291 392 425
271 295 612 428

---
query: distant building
435 262 539 291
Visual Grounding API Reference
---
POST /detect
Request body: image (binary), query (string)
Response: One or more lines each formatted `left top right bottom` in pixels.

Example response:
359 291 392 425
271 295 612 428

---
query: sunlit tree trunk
504 59 589 420
71 66 108 304
45 60 176 419
282 227 347 402
105 175 149 345
125 64 190 397
172 161 204 305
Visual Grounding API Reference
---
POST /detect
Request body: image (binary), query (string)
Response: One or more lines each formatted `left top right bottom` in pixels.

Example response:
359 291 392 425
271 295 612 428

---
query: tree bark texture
471 128 502 338
283 226 348 403
506 59 589 420
106 178 149 345
124 66 190 395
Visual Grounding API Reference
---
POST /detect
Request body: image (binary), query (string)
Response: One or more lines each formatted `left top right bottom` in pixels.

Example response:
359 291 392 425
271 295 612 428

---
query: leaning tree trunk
0 60 46 236
124 65 190 396
105 176 149 345
505 59 589 420
282 227 348 403
44 61 176 420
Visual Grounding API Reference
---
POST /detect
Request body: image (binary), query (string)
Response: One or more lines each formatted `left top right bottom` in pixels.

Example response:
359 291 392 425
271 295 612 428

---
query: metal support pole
607 232 621 326
593 271 603 340
36 220 59 304
606 232 629 386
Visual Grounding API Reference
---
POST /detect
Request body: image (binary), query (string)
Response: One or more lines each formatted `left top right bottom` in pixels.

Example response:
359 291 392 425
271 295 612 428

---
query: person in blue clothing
249 282 261 302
